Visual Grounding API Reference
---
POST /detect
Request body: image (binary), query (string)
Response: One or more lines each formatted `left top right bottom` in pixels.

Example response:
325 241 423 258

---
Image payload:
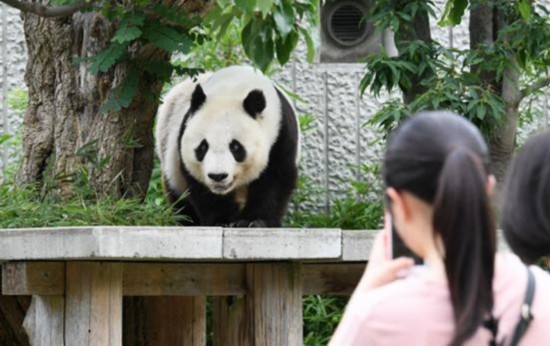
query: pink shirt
330 253 550 345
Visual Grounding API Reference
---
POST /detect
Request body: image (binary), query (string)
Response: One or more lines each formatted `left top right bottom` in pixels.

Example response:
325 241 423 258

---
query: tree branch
521 76 550 100
0 0 91 18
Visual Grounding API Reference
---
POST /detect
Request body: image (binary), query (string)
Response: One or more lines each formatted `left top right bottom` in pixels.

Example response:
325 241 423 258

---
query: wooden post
212 296 251 346
213 263 303 346
65 262 123 346
23 296 64 346
247 262 303 346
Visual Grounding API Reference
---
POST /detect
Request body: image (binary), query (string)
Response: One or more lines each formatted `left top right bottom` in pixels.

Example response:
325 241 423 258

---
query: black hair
501 131 550 264
383 111 496 346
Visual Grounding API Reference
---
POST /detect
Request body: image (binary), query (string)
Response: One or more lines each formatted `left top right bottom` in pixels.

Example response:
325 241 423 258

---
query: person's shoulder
351 268 448 321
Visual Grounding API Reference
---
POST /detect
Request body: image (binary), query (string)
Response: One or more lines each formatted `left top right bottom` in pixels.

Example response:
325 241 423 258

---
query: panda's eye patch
230 140 246 162
195 139 209 162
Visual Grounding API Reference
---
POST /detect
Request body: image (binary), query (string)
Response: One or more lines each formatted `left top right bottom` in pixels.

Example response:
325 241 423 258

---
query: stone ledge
0 227 377 261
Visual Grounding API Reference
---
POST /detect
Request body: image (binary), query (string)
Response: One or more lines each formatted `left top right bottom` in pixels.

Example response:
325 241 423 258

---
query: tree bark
16 10 167 199
8 1 210 343
469 0 499 90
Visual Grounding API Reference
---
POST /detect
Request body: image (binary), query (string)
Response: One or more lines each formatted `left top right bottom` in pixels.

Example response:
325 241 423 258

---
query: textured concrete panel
1 5 26 176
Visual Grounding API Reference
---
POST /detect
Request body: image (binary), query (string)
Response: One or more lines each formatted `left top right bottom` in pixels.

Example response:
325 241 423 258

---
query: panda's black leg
236 167 296 228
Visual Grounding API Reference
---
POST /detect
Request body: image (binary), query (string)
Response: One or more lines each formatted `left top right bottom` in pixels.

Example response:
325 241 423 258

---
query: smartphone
385 193 423 264
389 218 423 264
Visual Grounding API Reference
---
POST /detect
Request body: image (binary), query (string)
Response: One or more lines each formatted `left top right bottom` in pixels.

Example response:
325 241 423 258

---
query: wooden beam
2 262 366 296
2 262 64 295
303 263 364 295
123 263 246 296
65 262 122 346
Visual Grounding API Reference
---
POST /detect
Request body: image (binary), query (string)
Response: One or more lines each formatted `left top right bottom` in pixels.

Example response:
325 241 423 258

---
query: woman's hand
355 213 415 291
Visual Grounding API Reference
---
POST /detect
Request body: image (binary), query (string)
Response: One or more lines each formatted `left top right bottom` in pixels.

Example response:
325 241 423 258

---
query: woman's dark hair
501 131 550 264
383 111 496 346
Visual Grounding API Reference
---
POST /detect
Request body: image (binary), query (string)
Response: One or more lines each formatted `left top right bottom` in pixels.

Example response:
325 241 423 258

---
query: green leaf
300 27 315 64
101 68 141 112
0 134 10 145
142 60 174 81
257 0 275 17
276 31 299 65
141 22 193 53
517 0 531 20
273 0 294 38
438 0 468 26
153 4 197 28
89 43 127 74
235 0 255 13
112 26 142 44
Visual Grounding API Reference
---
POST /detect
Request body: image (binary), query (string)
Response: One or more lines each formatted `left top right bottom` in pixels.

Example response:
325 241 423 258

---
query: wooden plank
246 263 303 346
2 262 64 295
123 263 245 296
303 263 365 295
23 296 64 346
342 230 376 261
223 228 341 260
3 261 367 296
65 262 122 346
212 296 251 346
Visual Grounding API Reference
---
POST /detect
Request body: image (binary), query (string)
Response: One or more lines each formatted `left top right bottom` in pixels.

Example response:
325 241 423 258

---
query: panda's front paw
225 220 264 227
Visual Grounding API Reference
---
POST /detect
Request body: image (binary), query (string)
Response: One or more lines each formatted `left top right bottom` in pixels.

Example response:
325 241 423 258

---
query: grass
0 183 178 228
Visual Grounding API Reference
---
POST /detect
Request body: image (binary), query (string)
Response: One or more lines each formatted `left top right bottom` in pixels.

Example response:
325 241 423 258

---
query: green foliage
363 0 549 139
89 43 127 74
101 67 142 112
0 182 177 228
141 22 193 53
303 295 347 346
438 0 468 26
70 0 317 113
207 0 318 71
6 87 28 114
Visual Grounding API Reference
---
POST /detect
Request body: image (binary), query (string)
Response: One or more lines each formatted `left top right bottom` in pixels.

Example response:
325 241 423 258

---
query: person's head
501 131 550 264
383 111 496 346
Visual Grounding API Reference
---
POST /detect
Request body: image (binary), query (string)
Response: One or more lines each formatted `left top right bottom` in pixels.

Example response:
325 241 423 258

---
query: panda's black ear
190 84 206 114
243 89 266 119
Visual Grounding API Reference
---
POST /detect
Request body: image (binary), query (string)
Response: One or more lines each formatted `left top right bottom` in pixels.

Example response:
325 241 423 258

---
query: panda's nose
208 173 228 182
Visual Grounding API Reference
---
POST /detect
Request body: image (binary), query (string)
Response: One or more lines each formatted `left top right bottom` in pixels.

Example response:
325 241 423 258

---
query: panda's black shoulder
274 88 298 156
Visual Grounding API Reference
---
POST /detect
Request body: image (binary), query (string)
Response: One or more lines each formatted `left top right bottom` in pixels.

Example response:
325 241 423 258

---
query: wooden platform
0 226 375 261
0 227 376 346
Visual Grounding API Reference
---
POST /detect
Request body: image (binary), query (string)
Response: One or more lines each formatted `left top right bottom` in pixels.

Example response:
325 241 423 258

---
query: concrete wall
0 4 26 177
1 2 549 211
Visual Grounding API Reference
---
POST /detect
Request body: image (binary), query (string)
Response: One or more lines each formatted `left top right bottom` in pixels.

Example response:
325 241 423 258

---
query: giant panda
155 66 300 227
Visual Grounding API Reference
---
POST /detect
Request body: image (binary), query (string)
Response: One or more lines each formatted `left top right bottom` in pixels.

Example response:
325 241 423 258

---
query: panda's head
180 84 272 195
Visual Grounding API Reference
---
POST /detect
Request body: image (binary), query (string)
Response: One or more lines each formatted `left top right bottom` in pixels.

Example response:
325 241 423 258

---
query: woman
501 131 550 264
330 112 550 345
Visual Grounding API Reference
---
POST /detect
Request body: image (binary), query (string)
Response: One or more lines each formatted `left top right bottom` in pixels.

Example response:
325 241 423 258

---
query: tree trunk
17 10 167 199
8 1 210 343
394 4 432 104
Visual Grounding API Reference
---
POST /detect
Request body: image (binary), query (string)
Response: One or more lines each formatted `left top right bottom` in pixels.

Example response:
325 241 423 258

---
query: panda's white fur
156 66 296 197
155 72 212 195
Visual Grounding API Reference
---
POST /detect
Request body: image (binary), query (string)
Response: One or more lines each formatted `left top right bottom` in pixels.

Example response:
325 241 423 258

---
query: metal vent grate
327 3 369 47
